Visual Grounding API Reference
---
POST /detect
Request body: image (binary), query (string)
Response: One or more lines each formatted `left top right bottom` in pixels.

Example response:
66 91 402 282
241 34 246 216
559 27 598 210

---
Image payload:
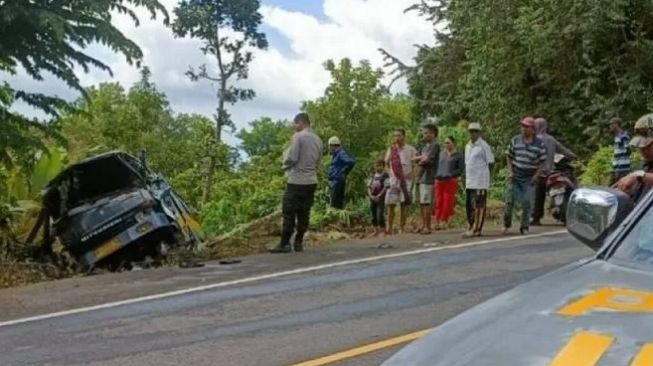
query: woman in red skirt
433 136 464 230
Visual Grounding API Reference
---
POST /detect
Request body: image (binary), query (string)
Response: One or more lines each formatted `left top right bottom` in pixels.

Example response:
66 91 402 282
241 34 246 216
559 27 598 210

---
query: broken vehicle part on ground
29 151 203 270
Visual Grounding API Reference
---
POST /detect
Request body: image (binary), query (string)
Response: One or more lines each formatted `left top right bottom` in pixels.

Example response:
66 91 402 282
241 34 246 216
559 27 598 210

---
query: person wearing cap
463 122 495 238
531 117 577 226
634 113 652 136
504 117 547 235
614 114 653 202
271 113 323 254
607 117 632 185
327 136 355 209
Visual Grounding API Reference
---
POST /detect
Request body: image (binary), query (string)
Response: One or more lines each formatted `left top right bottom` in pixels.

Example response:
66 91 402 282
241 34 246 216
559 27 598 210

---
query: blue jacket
328 148 355 184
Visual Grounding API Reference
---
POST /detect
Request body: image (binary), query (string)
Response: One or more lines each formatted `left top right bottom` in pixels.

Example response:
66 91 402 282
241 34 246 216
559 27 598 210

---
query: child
368 159 390 235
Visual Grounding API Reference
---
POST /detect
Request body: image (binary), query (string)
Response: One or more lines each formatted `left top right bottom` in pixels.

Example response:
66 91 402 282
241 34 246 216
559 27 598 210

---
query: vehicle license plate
94 238 123 260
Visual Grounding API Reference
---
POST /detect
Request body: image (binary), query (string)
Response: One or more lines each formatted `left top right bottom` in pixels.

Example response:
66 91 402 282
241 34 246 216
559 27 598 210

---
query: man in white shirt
463 122 495 237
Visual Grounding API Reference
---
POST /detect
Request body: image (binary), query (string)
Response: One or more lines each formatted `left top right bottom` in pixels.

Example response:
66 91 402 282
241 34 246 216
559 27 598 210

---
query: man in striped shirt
608 117 631 184
504 117 546 235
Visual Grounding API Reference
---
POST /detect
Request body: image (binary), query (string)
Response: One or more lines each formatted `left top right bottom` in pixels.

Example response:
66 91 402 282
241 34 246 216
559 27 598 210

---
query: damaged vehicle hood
58 190 151 249
383 259 653 366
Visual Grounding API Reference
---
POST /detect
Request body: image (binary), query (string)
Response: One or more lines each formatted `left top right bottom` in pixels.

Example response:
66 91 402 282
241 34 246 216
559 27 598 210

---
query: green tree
304 59 415 160
0 0 168 169
172 0 268 202
399 0 653 158
202 118 291 236
303 59 417 207
200 59 419 236
58 70 230 207
237 117 291 158
61 68 174 162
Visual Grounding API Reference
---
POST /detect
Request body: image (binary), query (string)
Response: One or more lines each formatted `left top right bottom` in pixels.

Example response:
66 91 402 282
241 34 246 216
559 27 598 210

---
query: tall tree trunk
202 155 216 204
215 78 227 143
201 77 227 204
202 26 229 205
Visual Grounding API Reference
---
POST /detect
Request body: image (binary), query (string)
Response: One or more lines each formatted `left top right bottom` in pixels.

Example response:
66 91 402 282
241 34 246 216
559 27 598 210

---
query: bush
437 124 469 152
200 156 287 237
489 167 510 202
580 146 641 186
580 146 613 186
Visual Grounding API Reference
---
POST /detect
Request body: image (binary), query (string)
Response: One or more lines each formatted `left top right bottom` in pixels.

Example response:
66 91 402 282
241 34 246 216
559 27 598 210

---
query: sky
6 0 435 145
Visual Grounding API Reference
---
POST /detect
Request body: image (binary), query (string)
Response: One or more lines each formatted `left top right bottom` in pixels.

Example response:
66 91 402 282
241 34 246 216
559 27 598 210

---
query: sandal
462 230 481 238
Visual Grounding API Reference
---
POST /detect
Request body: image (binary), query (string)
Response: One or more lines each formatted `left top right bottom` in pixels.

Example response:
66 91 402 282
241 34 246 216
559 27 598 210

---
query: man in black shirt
415 124 440 234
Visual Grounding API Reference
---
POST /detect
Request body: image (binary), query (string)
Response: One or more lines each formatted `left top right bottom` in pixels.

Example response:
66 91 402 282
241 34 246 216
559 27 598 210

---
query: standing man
608 117 631 185
504 117 546 235
385 128 418 234
327 136 355 209
414 124 440 234
271 113 323 254
531 117 577 226
463 123 495 238
614 114 653 202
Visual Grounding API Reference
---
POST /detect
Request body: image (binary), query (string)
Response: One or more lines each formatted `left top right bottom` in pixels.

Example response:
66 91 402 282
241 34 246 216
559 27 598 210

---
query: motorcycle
546 154 576 223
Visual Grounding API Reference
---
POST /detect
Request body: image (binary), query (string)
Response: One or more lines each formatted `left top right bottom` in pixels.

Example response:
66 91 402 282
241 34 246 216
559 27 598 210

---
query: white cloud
4 0 434 145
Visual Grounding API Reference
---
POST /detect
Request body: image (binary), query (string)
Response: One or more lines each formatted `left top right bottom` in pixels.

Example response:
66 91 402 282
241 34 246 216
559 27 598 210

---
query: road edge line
0 230 566 328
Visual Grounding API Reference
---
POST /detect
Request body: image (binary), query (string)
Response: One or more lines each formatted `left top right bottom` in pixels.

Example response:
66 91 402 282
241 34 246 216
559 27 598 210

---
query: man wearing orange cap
504 117 547 235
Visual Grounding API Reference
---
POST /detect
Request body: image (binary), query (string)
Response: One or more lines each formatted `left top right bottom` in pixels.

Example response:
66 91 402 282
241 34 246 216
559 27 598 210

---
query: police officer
270 113 323 253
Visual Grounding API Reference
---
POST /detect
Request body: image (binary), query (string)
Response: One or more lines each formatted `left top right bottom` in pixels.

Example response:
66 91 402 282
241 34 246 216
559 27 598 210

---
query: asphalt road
0 232 592 366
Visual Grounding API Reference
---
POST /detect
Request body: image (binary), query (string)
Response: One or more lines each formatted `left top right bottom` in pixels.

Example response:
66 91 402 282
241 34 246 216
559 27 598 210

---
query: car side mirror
566 187 632 251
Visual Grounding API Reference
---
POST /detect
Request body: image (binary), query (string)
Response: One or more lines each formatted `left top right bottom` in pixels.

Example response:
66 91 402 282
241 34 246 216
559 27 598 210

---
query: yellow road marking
549 331 614 366
631 344 653 366
290 329 429 366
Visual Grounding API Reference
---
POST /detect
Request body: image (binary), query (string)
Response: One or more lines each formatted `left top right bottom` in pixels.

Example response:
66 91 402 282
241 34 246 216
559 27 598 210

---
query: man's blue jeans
504 178 535 230
329 180 346 209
